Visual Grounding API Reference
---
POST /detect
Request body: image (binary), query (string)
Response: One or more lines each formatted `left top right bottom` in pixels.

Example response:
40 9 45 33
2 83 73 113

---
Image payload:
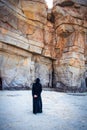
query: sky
45 0 53 8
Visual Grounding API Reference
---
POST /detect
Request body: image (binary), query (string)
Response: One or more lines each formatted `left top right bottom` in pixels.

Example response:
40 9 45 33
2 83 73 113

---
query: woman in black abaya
32 78 42 114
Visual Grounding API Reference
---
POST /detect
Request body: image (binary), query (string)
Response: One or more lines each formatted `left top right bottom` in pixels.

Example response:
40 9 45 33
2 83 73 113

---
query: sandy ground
0 90 87 130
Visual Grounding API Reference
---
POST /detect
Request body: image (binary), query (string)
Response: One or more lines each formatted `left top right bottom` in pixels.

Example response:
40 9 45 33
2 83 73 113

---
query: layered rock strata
0 0 53 89
0 0 87 91
53 0 87 91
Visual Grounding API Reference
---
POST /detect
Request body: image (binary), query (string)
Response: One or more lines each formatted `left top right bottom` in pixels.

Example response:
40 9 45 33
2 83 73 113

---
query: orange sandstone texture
0 0 87 91
53 0 87 89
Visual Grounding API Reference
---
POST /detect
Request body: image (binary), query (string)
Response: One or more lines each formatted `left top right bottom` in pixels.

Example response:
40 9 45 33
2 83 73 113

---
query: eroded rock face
52 0 87 90
85 36 87 71
53 0 87 6
0 0 53 89
0 43 52 89
0 0 87 91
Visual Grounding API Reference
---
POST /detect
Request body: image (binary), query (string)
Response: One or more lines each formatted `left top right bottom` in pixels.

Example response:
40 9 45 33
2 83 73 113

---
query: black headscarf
36 78 40 83
32 78 42 96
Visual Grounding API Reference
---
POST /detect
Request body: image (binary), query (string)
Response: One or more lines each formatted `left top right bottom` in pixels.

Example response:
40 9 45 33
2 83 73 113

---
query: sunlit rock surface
0 0 87 91
52 0 87 90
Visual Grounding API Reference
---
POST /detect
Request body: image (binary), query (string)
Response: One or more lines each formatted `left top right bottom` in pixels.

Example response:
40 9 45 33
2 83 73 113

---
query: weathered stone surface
53 0 87 6
0 43 52 89
43 21 56 58
21 0 47 24
85 33 87 71
52 0 87 90
0 0 47 55
27 28 44 43
52 5 87 29
53 30 86 89
0 0 87 91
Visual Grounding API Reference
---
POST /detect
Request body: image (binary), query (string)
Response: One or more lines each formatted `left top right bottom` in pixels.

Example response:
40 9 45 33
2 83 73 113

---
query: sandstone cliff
0 0 87 91
53 0 87 91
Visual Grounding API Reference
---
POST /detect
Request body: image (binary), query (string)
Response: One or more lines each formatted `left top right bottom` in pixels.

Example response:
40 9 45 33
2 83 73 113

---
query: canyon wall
0 0 54 89
52 0 87 91
0 0 87 91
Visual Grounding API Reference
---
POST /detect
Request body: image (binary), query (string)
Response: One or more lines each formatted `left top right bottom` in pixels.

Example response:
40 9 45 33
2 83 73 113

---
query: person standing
32 78 42 114
0 77 2 90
